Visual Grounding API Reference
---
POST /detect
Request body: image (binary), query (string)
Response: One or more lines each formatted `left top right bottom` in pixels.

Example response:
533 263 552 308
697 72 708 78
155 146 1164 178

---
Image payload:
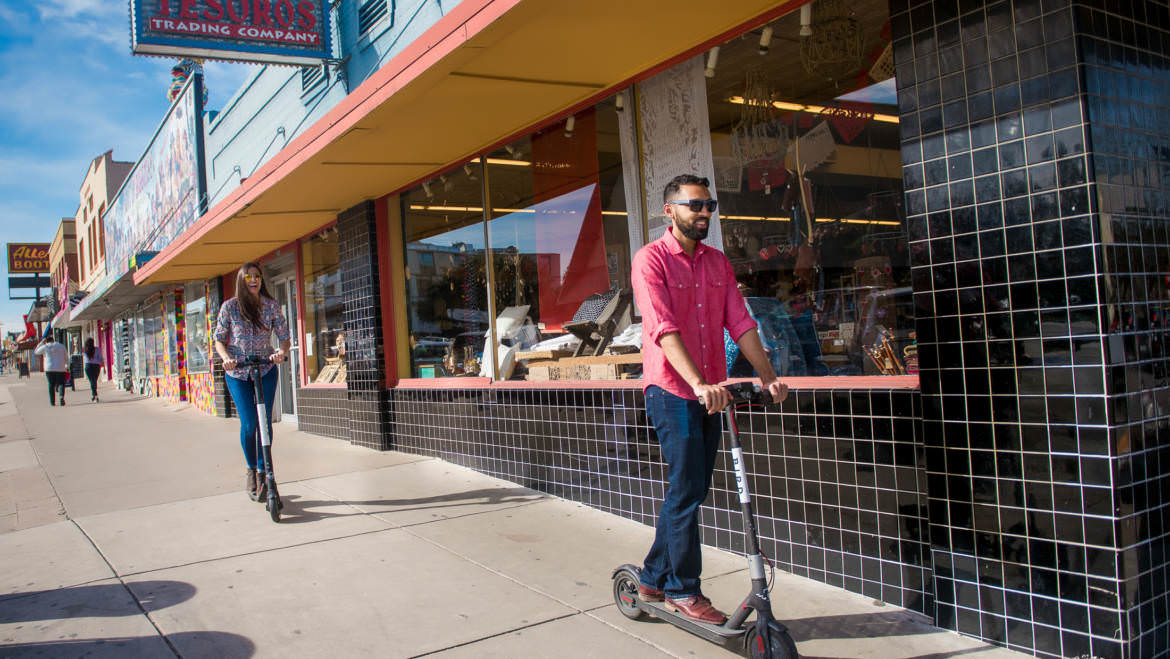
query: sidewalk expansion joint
70 519 184 659
405 612 579 657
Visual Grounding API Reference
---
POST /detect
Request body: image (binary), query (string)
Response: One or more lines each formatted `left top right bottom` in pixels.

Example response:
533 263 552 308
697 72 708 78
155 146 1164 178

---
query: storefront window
186 282 209 374
403 159 489 378
166 291 179 375
134 312 146 380
142 301 165 378
484 101 633 380
703 0 913 376
301 227 345 383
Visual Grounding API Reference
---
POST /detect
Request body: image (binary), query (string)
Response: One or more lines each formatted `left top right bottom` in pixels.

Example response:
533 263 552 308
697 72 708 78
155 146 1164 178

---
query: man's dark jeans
45 371 66 404
640 385 723 599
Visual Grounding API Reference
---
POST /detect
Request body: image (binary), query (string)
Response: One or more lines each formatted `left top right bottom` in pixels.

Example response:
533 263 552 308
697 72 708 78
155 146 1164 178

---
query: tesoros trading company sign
131 0 331 66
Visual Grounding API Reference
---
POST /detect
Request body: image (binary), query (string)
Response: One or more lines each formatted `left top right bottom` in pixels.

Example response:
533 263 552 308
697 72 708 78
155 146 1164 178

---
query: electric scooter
612 382 799 658
236 355 284 523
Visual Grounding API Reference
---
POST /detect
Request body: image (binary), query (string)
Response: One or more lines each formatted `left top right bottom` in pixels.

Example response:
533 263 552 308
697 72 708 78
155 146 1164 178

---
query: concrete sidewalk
0 372 1027 658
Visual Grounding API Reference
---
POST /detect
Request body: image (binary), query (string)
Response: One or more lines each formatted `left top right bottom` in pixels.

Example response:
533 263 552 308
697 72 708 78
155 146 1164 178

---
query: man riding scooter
631 174 788 622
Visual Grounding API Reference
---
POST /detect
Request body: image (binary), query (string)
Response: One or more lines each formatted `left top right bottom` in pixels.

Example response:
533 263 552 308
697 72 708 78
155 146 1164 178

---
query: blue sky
0 0 255 337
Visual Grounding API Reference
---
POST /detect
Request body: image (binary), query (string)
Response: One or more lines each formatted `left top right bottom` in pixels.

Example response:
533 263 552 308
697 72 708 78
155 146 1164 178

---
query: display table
523 352 641 381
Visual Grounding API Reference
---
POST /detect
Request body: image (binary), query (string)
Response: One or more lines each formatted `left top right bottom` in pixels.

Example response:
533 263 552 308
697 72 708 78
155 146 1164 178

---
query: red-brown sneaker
664 594 726 624
637 584 665 602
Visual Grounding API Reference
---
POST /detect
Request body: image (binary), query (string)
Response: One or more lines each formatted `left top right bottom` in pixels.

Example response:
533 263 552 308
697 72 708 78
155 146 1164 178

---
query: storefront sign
7 244 50 273
9 275 50 289
130 0 332 66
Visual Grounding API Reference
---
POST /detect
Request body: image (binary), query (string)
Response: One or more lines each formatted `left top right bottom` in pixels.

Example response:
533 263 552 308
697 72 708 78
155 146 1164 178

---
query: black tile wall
389 386 932 614
1077 4 1170 659
337 200 390 450
893 0 1169 657
296 386 349 440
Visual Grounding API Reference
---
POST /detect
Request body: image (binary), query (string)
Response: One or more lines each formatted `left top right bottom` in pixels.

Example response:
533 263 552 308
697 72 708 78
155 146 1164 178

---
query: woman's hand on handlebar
270 350 286 364
694 383 732 415
222 357 238 371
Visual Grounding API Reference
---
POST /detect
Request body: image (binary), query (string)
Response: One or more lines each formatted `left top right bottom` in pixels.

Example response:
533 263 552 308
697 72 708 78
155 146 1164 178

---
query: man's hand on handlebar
693 383 732 415
762 378 789 404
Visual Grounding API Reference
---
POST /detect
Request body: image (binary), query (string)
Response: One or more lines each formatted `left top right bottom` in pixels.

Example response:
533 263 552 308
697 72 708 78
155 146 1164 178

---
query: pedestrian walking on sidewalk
214 262 291 501
631 174 788 624
34 335 69 406
84 338 104 402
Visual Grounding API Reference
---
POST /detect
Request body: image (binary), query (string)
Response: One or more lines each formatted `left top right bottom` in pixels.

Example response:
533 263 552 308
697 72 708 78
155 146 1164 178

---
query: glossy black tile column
1078 4 1170 659
893 0 1169 656
338 200 390 449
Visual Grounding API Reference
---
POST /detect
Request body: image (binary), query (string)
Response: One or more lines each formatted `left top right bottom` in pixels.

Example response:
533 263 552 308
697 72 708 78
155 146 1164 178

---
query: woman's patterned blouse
214 296 291 381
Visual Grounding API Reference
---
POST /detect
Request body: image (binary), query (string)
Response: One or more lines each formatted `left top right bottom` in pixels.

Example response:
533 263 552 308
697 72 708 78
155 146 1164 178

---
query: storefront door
272 277 299 423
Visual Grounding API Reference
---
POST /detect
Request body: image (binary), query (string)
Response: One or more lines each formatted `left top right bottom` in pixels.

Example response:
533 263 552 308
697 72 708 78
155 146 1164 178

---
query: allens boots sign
131 0 331 66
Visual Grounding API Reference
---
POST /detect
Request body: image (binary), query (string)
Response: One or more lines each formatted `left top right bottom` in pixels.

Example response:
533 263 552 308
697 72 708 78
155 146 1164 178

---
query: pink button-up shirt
632 229 757 400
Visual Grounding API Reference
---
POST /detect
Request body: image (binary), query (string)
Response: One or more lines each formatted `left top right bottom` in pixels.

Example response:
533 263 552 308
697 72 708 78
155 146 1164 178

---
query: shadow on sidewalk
784 609 936 641
0 631 255 658
269 486 545 524
0 581 196 623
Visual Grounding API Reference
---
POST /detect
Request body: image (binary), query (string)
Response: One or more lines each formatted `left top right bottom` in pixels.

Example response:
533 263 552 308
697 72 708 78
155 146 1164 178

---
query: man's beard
677 218 709 241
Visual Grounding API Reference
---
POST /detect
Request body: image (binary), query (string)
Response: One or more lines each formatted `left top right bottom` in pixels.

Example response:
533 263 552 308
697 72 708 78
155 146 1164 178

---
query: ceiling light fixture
564 115 576 138
485 157 531 167
758 26 774 55
704 46 720 78
726 96 900 123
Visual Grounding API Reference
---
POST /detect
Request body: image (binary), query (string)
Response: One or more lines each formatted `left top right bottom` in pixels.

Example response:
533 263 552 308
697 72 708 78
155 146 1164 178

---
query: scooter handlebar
724 381 775 405
234 355 276 368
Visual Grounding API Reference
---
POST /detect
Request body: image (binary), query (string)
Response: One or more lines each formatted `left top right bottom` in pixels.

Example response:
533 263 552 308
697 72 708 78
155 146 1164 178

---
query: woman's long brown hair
235 262 273 330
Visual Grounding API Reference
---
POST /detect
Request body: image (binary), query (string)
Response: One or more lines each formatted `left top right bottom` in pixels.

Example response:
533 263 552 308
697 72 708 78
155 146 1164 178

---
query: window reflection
186 282 209 374
403 160 488 378
707 0 915 376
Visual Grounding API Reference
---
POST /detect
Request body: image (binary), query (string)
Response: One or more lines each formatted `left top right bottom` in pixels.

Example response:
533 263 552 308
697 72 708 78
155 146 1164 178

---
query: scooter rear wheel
612 568 645 620
744 622 799 659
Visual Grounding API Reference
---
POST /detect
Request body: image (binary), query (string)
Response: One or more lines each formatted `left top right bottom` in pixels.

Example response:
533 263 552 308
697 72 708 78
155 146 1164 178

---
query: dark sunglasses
667 199 718 213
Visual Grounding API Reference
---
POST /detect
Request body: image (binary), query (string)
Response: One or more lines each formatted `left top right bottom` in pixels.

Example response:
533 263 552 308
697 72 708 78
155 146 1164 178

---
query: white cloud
37 0 119 20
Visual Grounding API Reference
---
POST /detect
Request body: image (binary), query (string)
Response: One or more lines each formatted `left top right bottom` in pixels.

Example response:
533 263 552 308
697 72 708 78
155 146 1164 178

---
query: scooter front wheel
267 496 281 523
611 568 645 620
744 622 799 659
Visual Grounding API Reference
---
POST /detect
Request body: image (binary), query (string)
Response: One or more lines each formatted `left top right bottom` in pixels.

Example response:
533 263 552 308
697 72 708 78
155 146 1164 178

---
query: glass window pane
185 282 209 374
485 101 634 380
402 159 488 378
705 0 913 377
301 227 345 383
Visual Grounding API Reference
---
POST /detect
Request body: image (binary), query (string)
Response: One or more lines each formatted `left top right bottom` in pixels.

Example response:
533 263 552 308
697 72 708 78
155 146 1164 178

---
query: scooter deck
634 598 747 646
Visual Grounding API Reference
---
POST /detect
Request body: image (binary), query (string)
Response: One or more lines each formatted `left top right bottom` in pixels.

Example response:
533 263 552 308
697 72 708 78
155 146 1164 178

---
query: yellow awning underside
137 0 797 284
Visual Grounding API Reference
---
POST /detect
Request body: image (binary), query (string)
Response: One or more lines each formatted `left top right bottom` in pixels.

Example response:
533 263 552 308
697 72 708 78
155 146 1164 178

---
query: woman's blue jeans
640 385 723 599
225 368 278 472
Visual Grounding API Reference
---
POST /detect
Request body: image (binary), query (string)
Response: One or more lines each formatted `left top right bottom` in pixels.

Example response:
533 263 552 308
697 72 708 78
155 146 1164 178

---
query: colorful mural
103 76 202 280
187 372 216 415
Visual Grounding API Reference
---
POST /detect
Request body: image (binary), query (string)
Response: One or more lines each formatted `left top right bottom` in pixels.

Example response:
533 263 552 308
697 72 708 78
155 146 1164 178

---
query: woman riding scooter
214 262 291 500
